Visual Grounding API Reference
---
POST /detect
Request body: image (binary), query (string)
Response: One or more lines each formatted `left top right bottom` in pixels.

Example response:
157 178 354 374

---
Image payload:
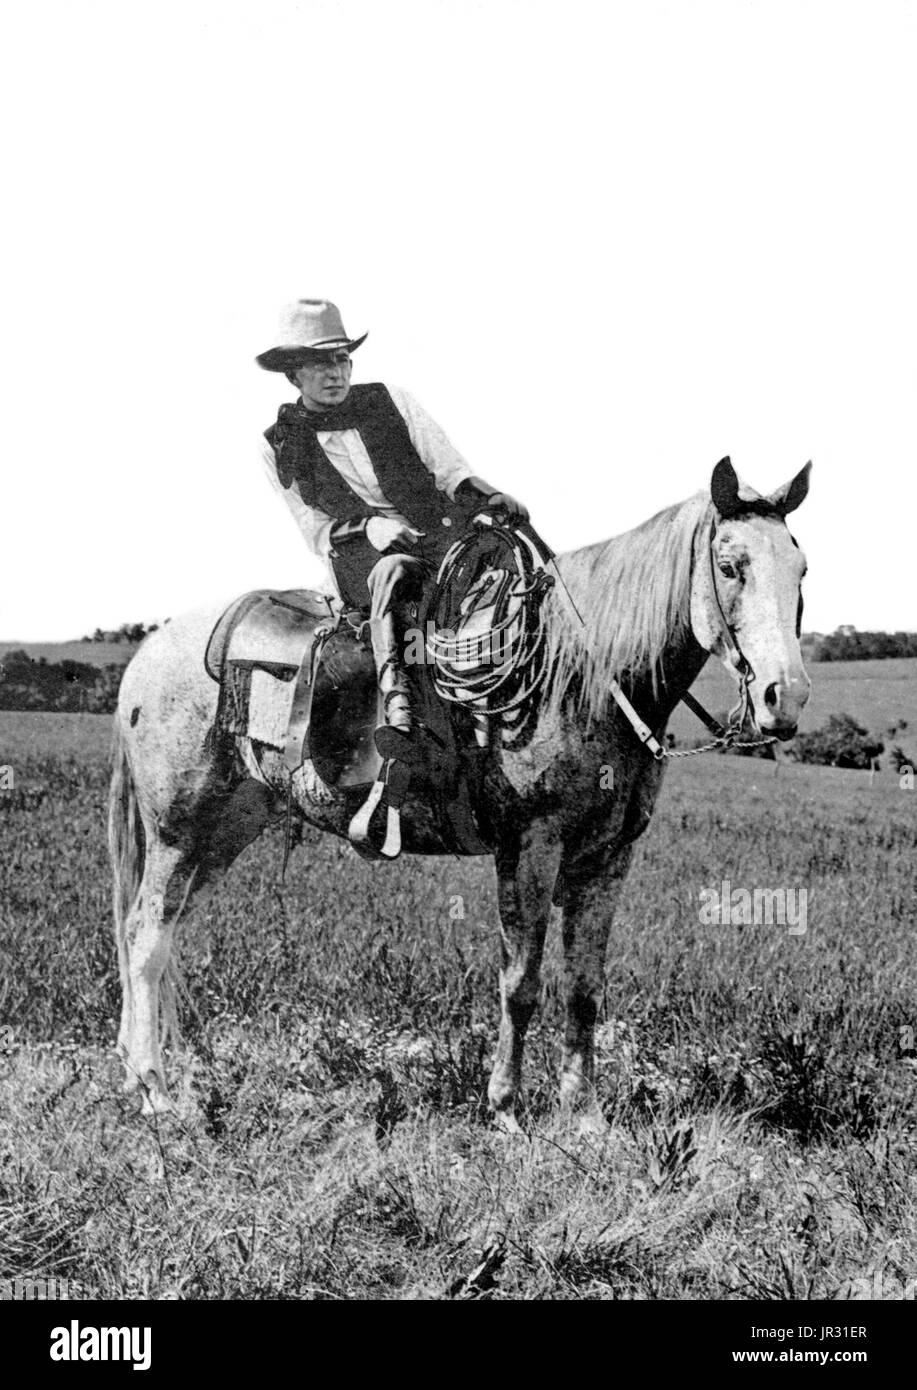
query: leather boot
370 610 422 767
347 608 417 859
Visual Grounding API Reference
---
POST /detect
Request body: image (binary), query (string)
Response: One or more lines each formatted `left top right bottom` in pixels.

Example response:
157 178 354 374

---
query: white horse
109 457 810 1131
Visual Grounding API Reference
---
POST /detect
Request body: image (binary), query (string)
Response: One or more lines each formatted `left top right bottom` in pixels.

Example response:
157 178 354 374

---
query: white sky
1 0 914 639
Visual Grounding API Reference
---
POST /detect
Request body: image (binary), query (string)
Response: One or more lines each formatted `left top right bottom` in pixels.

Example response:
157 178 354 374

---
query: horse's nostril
764 682 778 709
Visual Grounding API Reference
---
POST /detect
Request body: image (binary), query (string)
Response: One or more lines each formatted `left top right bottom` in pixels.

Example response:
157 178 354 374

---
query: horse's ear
710 456 742 518
769 461 812 516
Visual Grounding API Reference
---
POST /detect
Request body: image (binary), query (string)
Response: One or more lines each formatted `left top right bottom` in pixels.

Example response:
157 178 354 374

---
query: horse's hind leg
117 778 277 1115
110 603 280 1114
559 840 635 1126
487 827 563 1133
118 839 197 1114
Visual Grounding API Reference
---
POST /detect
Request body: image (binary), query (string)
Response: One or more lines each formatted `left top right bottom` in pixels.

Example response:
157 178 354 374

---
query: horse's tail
107 716 180 1048
109 715 144 937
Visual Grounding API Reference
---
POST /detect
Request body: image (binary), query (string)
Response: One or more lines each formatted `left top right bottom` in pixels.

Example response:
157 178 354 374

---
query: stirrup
348 759 412 860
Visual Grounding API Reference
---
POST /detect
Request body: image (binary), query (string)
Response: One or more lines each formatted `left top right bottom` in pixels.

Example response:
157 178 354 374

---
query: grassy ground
1 713 916 1299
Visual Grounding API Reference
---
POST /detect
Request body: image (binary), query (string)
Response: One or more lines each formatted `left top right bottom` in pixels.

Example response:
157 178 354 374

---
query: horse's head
690 457 811 740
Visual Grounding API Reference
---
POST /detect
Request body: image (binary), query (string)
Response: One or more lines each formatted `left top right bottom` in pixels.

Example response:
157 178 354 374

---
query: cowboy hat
255 299 368 371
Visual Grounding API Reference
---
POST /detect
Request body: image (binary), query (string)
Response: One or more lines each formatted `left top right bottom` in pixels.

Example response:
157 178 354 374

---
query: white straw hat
256 299 368 371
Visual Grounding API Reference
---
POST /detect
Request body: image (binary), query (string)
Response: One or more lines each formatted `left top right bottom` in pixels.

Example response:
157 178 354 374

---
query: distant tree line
81 622 159 644
808 627 917 661
0 649 122 713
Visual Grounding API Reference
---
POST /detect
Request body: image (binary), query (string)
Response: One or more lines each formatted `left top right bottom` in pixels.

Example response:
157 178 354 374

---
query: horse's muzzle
751 672 810 742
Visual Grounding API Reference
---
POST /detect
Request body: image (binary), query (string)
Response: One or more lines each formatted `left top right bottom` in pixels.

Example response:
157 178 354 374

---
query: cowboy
257 298 530 770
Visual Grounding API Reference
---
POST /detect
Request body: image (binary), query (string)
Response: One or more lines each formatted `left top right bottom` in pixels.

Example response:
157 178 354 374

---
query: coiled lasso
425 513 556 731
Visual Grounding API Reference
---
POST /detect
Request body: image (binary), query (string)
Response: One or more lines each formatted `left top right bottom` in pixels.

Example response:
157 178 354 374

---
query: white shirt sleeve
387 385 475 500
260 435 335 561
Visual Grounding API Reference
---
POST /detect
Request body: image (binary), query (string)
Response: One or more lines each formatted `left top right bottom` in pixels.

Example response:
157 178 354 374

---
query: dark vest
265 384 468 547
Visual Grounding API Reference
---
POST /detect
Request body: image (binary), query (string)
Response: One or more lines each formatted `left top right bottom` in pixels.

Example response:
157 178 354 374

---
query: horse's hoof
492 1110 527 1138
138 1070 174 1117
140 1092 175 1118
118 1052 142 1095
574 1108 610 1138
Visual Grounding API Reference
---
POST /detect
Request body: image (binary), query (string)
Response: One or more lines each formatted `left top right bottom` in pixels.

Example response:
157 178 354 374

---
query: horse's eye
717 560 737 579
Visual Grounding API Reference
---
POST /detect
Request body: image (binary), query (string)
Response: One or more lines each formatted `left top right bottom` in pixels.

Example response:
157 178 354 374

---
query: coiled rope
425 515 555 721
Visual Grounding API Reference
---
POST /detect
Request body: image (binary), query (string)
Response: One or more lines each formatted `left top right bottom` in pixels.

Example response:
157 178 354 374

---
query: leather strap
681 690 728 739
607 678 665 758
283 625 335 772
707 518 750 677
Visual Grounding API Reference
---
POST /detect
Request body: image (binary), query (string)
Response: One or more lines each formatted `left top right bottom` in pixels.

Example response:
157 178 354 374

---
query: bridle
603 512 782 761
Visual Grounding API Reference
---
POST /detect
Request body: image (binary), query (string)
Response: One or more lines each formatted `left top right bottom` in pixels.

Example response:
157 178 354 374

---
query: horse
108 456 811 1132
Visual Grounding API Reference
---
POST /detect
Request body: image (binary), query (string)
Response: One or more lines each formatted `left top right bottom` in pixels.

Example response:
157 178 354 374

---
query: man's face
292 349 353 410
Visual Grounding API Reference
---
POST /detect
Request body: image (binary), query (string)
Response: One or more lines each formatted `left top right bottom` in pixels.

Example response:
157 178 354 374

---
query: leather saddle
204 587 491 856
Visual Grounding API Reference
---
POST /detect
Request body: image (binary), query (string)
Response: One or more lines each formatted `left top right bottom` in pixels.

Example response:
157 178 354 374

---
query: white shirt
260 384 474 598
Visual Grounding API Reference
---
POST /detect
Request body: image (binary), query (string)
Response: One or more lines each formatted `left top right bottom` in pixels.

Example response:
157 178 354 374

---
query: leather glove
486 492 530 524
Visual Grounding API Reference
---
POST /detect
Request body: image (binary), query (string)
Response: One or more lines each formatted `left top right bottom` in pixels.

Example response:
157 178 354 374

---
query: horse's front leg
559 840 635 1125
488 828 563 1133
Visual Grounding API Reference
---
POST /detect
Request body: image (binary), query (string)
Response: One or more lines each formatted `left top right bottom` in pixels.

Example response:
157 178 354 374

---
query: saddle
204 586 492 858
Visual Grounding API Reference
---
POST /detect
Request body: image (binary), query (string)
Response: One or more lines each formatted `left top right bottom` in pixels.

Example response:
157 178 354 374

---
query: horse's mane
539 490 713 727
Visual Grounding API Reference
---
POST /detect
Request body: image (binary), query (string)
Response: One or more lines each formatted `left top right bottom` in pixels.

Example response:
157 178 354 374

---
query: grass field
1 709 916 1300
